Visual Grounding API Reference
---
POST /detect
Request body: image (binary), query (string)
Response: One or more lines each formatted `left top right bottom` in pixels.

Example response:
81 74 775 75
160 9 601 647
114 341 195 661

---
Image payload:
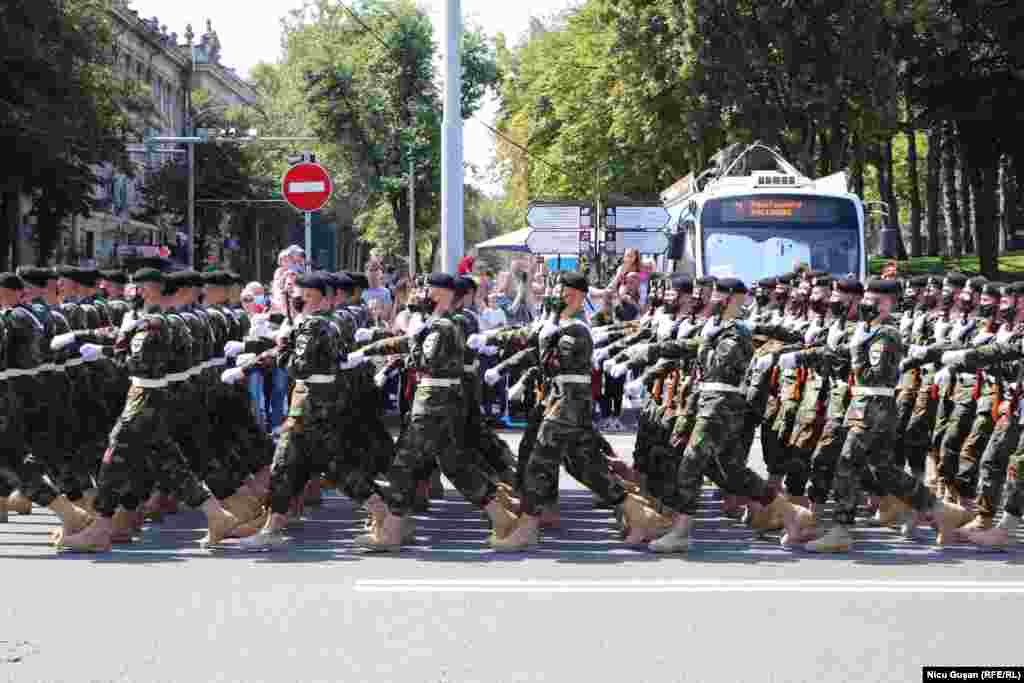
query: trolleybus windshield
701 195 860 283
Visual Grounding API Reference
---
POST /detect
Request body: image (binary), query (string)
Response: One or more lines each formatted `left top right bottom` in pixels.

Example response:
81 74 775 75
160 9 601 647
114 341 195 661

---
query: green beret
966 276 988 294
671 275 694 292
714 277 748 295
836 277 864 295
559 271 588 292
0 273 24 290
131 267 164 285
201 271 232 287
944 272 968 288
99 269 128 285
866 278 899 295
295 272 326 294
16 266 55 286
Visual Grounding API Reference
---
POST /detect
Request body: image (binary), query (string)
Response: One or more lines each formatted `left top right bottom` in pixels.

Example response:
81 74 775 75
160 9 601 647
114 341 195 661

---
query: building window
85 231 95 260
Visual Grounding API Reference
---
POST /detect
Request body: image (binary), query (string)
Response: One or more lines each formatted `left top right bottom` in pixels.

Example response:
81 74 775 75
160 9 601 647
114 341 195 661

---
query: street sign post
526 202 593 231
526 230 584 254
600 230 670 255
282 160 332 267
605 206 671 230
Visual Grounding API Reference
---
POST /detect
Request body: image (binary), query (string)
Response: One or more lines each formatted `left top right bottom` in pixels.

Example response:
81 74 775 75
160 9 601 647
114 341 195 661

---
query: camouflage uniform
795 321 935 526
362 312 496 516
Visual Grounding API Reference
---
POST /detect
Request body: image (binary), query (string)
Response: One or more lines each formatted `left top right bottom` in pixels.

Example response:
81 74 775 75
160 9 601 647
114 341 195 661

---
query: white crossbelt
464 361 480 373
555 374 591 384
131 377 169 389
852 386 895 397
700 382 743 394
419 377 461 388
298 374 335 384
37 362 59 373
63 358 86 368
165 371 192 383
6 368 37 378
208 357 227 368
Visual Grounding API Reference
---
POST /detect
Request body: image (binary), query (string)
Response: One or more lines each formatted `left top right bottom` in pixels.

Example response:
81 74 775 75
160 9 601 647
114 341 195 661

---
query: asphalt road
1 431 1021 683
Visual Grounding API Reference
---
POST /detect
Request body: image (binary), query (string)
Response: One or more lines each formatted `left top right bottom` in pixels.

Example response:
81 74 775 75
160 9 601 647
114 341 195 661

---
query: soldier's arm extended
749 322 804 345
288 317 334 379
944 339 1024 372
638 358 680 388
602 327 653 356
361 331 412 358
488 324 534 350
899 341 971 372
121 315 165 378
494 345 541 376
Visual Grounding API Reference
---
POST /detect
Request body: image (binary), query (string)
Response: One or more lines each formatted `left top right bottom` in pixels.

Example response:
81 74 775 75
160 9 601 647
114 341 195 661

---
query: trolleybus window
701 195 860 283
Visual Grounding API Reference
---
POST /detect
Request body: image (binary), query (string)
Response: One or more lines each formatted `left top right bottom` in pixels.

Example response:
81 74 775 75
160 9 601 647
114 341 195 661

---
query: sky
128 0 575 193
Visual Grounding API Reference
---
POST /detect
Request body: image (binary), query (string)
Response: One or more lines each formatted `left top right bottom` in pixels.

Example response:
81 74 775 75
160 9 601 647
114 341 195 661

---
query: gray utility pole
440 0 464 274
409 156 416 277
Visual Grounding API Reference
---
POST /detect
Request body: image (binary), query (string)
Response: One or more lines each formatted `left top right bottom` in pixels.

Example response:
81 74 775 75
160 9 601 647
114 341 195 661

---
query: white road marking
288 181 326 193
355 579 1024 594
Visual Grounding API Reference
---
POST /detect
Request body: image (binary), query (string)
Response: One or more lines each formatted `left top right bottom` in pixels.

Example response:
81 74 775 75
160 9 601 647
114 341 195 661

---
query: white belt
208 358 227 368
298 374 335 385
6 368 36 378
187 366 203 377
131 377 168 389
464 362 479 373
166 371 192 383
38 362 59 373
555 374 591 384
0 370 10 380
419 377 461 388
852 386 895 397
700 382 743 394
63 358 86 368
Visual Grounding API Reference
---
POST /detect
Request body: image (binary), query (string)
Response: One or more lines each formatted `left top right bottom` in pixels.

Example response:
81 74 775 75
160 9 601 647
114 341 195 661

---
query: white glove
603 357 618 373
50 332 78 351
997 327 1013 345
827 323 846 350
479 345 499 356
625 378 644 397
275 324 293 342
940 350 968 367
120 316 147 334
406 315 426 338
221 367 244 384
701 317 722 340
539 322 559 341
347 350 367 366
374 368 390 388
484 367 503 386
224 341 245 358
593 331 610 346
593 347 611 365
934 367 951 385
610 362 630 379
754 354 775 372
908 344 928 361
933 321 951 343
79 344 102 362
779 352 798 371
508 377 527 402
466 333 487 351
355 328 373 343
236 353 256 367
678 320 697 339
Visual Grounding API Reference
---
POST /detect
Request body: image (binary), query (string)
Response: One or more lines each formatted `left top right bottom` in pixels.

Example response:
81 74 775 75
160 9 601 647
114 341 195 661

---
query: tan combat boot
486 498 520 541
354 512 403 552
966 512 1019 551
931 499 973 546
59 516 114 553
8 490 32 515
49 495 92 538
772 496 816 547
620 494 663 546
495 484 521 515
490 514 539 552
805 524 853 553
539 505 561 529
199 499 240 548
648 513 691 553
872 495 912 529
222 493 262 526
110 508 137 544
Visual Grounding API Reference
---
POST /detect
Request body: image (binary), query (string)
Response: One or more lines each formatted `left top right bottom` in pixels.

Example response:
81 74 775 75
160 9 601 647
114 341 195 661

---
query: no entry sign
282 162 332 212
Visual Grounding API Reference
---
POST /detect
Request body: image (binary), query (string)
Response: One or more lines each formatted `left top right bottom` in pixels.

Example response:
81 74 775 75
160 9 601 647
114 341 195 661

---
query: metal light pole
440 0 463 274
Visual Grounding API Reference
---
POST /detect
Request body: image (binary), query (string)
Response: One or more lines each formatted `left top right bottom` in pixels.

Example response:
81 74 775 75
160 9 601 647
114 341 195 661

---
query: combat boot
199 499 240 548
412 480 431 513
48 495 92 538
966 512 1019 551
931 499 973 546
222 493 261 525
110 508 137 544
490 514 539 552
0 496 7 523
430 469 445 499
8 490 32 515
745 500 785 533
773 496 816 547
648 513 691 553
721 494 744 520
804 524 853 553
239 522 287 551
142 492 165 523
303 478 322 507
486 498 519 541
620 494 662 546
872 495 912 528
539 505 561 529
59 516 113 553
495 483 521 515
354 512 403 552
231 507 269 539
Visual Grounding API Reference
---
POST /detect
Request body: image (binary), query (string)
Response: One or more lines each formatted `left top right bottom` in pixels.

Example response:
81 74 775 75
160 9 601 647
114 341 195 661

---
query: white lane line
288 181 326 193
354 579 1024 594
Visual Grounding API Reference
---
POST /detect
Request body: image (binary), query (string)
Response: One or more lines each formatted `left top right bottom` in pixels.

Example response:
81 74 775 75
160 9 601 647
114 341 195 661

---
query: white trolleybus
661 142 866 284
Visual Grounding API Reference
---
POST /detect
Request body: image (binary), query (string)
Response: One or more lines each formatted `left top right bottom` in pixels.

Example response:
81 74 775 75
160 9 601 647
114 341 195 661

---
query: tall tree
925 126 942 256
941 123 963 258
905 129 923 256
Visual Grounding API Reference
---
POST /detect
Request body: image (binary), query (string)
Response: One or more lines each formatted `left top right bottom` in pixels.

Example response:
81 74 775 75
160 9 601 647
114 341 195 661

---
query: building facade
54 2 259 269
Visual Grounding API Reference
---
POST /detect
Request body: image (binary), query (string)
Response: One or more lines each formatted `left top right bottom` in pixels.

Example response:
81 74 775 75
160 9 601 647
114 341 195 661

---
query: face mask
959 298 975 314
809 299 828 315
829 300 846 317
288 265 303 273
999 305 1015 323
291 297 306 313
977 303 996 318
130 294 144 310
941 292 955 307
755 293 771 306
710 298 728 317
253 295 267 306
858 301 879 323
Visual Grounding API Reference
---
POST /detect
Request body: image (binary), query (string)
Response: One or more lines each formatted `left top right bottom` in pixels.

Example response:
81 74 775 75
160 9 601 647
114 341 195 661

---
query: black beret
161 277 181 296
671 275 693 292
944 272 968 287
1007 282 1024 296
982 282 1004 297
806 270 828 281
923 275 942 287
58 266 99 287
427 272 456 290
0 273 24 290
714 277 748 295
99 269 127 285
966 276 988 293
866 278 899 295
347 272 370 289
332 272 355 291
811 275 833 289
695 276 717 288
454 275 477 295
201 271 233 287
777 273 797 285
835 277 865 295
224 271 244 285
55 265 81 279
131 267 164 285
756 277 778 289
16 266 55 286
908 276 929 288
559 271 588 292
295 272 326 294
